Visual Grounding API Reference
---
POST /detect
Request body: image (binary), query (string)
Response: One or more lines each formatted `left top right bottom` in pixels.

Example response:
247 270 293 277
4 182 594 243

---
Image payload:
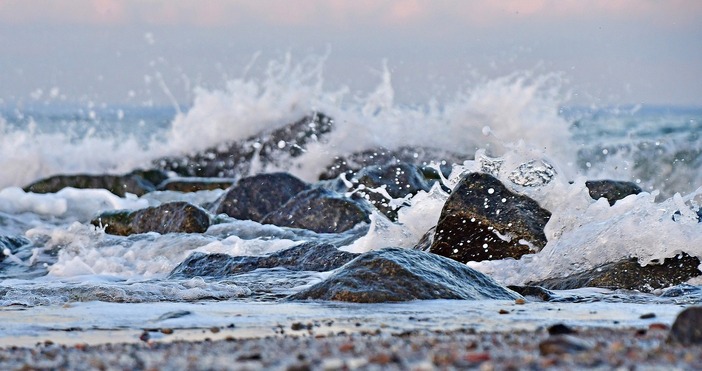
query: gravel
1 325 700 370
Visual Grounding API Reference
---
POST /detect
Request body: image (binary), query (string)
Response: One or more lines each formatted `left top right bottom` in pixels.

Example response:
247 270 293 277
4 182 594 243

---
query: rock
319 146 466 181
585 180 642 205
668 306 702 345
91 201 211 236
547 324 577 335
157 178 236 193
0 236 30 263
261 188 371 234
169 242 358 278
155 113 333 177
539 335 592 355
289 247 522 303
506 285 556 302
23 169 168 197
430 172 551 263
531 253 701 293
345 163 432 220
210 173 309 222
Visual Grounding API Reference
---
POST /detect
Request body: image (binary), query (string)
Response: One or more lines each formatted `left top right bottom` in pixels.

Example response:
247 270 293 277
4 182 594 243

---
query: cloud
0 0 700 29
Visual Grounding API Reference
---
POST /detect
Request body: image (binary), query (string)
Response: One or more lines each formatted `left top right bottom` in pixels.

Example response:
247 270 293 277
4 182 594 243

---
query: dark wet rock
210 173 309 222
91 201 211 236
343 163 432 220
531 253 701 293
319 146 467 181
585 180 642 205
668 306 702 345
169 242 358 278
430 172 551 263
547 324 577 335
155 113 333 178
23 169 168 197
289 247 522 303
157 178 236 193
539 335 592 355
506 285 556 302
261 188 371 234
0 236 30 263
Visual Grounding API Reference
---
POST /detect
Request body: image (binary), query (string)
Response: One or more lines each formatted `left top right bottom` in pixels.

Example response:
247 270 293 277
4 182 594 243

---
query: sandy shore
1 325 700 370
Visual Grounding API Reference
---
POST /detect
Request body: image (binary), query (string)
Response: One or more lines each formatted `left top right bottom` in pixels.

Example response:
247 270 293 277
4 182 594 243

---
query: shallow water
0 61 701 345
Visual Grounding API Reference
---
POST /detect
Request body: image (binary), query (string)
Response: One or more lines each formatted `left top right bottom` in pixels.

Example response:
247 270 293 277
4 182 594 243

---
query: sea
1 60 701 346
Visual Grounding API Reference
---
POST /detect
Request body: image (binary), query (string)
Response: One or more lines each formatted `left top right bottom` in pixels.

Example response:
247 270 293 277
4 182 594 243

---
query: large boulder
23 169 168 197
289 247 522 303
345 163 432 220
169 242 358 278
91 201 211 236
155 113 333 177
261 188 371 233
531 253 701 293
210 173 309 222
430 172 551 263
585 180 642 205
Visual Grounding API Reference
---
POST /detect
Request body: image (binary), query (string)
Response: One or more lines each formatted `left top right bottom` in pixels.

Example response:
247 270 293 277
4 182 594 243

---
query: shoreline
1 326 700 370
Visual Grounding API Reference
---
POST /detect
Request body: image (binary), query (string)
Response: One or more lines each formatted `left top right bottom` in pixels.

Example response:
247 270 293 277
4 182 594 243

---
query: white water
0 55 700 325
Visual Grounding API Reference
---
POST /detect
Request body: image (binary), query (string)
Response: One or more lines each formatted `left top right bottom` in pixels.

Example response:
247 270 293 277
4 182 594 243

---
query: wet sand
1 325 700 370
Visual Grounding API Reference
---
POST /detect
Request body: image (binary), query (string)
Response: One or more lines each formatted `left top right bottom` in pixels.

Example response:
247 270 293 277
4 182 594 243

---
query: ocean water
1 59 701 345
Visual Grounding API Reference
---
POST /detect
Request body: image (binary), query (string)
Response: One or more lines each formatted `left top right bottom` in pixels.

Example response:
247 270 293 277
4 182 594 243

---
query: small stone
210 327 220 334
547 323 576 335
649 323 669 331
499 309 509 314
539 335 592 355
160 328 174 335
139 331 150 342
639 313 656 319
668 306 702 345
515 298 526 305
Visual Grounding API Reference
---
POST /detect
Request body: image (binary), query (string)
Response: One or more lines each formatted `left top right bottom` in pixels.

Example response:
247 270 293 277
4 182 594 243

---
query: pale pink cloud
0 0 700 29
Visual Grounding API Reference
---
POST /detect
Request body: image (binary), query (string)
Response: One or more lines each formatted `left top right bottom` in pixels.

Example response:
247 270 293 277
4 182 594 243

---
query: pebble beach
2 325 701 370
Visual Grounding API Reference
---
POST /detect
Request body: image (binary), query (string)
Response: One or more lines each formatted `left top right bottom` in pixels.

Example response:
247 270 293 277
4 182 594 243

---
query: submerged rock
289 247 522 303
156 113 333 178
261 188 371 233
92 201 211 236
169 242 358 278
23 169 168 197
157 178 235 193
210 173 309 222
531 253 701 293
585 180 642 205
668 306 702 345
430 172 551 263
0 236 30 263
345 163 432 220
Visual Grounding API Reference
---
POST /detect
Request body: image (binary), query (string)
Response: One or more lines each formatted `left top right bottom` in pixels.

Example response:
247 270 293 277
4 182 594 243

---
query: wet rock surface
210 173 309 221
0 236 30 263
668 306 702 345
430 172 552 263
23 169 168 197
319 146 465 181
169 242 358 278
156 113 333 178
289 247 522 303
157 178 235 193
344 163 432 220
91 201 211 236
261 188 371 233
531 253 701 293
585 180 642 205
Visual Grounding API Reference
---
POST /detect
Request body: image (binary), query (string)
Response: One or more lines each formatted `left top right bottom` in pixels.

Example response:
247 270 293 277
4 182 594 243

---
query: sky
0 0 701 107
